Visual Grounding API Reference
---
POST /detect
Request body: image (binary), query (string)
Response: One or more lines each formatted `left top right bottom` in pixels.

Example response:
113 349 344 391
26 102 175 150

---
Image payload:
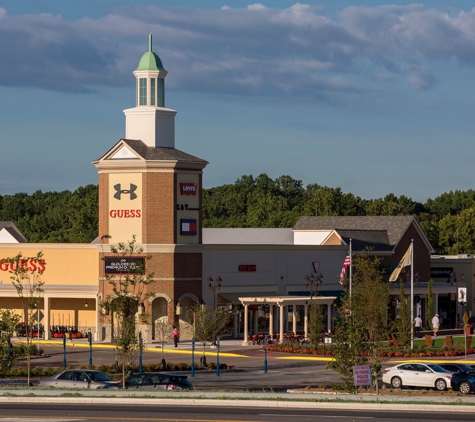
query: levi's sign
105 257 144 274
180 183 197 195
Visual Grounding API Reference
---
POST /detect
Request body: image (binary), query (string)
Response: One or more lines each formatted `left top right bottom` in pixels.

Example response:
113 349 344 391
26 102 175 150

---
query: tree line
1 175 474 254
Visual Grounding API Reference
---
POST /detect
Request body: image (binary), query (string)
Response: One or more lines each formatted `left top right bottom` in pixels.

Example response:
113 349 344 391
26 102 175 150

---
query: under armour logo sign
113 184 137 200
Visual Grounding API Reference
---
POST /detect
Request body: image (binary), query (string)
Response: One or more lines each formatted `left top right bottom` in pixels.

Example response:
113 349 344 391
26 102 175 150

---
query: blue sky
1 1 475 202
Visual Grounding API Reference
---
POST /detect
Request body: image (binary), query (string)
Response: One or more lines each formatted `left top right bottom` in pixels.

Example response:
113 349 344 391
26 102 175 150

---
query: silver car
37 370 120 389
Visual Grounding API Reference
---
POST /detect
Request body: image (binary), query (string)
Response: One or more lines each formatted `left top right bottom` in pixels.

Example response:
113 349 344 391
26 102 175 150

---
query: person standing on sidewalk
432 314 440 336
172 327 180 347
414 315 422 338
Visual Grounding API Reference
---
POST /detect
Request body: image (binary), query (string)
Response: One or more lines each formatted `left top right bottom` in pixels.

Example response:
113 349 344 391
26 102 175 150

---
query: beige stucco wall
0 244 99 286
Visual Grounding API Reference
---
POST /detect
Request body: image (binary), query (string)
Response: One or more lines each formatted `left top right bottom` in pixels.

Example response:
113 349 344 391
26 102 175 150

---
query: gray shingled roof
121 139 208 164
334 229 392 251
295 216 416 250
0 221 28 243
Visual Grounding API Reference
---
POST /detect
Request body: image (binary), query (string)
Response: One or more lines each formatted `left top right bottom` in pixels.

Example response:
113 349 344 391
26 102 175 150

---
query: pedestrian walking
414 315 422 338
172 327 180 347
432 314 440 336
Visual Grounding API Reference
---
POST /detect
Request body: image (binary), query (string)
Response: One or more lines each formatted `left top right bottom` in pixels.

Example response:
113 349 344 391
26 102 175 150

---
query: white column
233 306 238 338
327 303 332 332
304 303 308 339
279 305 284 343
292 305 297 334
44 297 50 340
242 304 249 346
95 297 100 341
269 305 274 336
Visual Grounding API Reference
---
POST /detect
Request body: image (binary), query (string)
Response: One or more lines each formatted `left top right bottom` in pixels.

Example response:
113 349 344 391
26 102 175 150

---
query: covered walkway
239 295 336 346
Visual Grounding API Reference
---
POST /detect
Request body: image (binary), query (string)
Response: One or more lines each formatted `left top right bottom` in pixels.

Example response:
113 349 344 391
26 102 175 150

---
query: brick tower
93 35 208 342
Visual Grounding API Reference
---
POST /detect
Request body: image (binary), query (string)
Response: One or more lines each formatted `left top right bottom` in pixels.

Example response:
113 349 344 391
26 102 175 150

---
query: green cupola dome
136 34 167 72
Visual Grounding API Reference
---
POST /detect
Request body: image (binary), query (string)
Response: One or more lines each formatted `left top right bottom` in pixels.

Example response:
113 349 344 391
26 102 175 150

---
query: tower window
158 78 165 107
139 78 147 105
150 78 156 106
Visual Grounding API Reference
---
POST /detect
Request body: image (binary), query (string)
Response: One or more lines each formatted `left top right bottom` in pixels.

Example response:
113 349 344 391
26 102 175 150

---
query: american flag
339 253 351 285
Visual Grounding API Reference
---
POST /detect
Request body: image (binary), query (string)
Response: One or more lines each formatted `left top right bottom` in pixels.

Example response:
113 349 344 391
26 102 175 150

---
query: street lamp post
207 276 222 346
450 271 465 328
88 328 92 366
303 271 324 338
207 276 222 310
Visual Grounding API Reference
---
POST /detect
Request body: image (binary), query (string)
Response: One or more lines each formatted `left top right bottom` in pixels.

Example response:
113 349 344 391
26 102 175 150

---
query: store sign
104 257 144 274
180 219 197 235
180 183 197 195
109 209 141 218
238 265 257 272
458 287 467 304
0 258 46 272
431 267 453 278
113 183 137 200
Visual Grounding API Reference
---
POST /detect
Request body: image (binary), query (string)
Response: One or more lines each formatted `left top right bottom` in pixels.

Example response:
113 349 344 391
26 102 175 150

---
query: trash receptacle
465 326 473 335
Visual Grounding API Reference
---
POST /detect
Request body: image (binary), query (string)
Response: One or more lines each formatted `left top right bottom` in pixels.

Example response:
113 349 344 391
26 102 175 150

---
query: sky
1 1 475 203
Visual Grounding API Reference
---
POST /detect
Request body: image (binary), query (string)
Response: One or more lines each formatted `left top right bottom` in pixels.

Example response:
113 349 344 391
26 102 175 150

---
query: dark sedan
439 363 473 373
450 369 475 394
125 373 193 390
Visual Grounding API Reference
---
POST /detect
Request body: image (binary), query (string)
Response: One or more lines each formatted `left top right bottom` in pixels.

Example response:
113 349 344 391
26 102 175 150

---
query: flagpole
410 239 414 350
349 239 352 297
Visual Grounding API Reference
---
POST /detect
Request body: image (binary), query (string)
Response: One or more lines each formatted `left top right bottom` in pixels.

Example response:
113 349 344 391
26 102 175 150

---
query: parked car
451 369 475 394
439 363 472 373
382 363 452 391
125 373 193 390
38 370 120 389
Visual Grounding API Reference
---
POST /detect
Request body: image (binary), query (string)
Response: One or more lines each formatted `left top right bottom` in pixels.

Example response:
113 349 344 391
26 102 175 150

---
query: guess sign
180 183 197 195
0 258 46 272
238 265 256 272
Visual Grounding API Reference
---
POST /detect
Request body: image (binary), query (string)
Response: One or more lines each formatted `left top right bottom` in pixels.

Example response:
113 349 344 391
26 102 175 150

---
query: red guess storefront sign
238 265 256 272
0 258 46 272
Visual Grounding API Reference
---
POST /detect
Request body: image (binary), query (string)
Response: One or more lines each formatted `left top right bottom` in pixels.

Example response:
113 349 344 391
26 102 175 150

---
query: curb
0 396 474 412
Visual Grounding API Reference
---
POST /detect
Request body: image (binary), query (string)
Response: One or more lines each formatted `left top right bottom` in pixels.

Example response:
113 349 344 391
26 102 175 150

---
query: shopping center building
0 38 472 342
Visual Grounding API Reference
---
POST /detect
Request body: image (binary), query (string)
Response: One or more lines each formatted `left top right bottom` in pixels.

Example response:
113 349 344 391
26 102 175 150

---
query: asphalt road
0 403 474 422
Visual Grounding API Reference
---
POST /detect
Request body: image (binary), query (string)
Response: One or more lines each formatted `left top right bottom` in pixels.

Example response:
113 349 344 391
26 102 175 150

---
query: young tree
392 282 412 348
187 303 231 365
327 293 374 394
328 252 389 393
308 302 324 345
154 303 173 363
0 309 22 377
426 278 434 329
5 252 45 387
102 236 155 387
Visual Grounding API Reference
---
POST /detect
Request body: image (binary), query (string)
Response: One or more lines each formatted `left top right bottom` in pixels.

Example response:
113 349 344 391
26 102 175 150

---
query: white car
382 363 452 391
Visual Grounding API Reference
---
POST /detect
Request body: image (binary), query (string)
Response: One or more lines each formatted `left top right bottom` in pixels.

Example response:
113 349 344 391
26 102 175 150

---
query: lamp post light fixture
207 276 222 310
304 272 323 300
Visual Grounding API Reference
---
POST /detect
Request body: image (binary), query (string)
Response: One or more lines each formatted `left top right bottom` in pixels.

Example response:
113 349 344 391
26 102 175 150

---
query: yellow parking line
274 356 333 361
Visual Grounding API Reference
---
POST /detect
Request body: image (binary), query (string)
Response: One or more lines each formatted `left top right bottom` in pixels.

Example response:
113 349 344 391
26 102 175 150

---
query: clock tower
93 35 208 342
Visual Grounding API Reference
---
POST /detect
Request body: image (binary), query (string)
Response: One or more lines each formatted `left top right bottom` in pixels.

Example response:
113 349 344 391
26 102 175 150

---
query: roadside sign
353 365 372 387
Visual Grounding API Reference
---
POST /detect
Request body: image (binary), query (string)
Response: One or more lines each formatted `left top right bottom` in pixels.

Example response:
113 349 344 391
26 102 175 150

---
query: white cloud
0 3 474 98
247 4 266 11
